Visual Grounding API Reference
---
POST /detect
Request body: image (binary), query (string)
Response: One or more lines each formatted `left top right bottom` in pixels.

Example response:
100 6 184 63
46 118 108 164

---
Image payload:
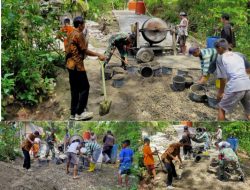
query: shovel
99 61 112 116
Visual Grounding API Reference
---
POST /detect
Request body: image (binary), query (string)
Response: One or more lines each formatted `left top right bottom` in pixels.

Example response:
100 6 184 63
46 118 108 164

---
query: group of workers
57 12 250 121
21 129 135 188
142 126 244 190
188 13 250 121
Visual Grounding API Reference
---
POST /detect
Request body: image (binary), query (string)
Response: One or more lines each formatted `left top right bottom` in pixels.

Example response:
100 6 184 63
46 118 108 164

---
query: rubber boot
88 163 96 172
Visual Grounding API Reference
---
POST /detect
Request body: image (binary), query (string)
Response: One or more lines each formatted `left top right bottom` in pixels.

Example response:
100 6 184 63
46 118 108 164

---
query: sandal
73 176 80 180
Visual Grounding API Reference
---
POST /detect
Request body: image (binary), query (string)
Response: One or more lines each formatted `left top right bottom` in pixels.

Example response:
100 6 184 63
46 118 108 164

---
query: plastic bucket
127 65 139 74
140 64 153 77
135 1 146 15
128 0 136 10
207 92 219 109
206 36 220 48
184 75 194 88
189 84 207 102
162 66 172 75
112 74 125 88
172 75 186 91
152 65 162 77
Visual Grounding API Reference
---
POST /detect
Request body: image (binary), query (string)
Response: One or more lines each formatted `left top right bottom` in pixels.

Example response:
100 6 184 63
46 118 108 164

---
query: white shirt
178 18 189 36
218 141 231 149
34 138 41 144
216 129 222 140
67 142 80 154
217 52 250 93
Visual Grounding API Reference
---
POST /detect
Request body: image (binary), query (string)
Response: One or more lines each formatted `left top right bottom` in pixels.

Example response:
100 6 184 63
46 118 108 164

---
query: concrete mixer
131 17 178 63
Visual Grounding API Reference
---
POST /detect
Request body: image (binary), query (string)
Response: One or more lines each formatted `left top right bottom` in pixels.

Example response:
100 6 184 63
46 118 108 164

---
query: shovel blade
99 100 112 116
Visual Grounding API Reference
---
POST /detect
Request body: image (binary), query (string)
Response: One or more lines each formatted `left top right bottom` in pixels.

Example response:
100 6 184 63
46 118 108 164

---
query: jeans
68 68 90 115
22 148 31 169
164 162 177 186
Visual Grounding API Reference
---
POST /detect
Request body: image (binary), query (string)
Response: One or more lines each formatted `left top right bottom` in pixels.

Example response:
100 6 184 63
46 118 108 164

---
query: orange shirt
60 25 74 48
143 144 155 166
21 133 36 151
65 28 88 71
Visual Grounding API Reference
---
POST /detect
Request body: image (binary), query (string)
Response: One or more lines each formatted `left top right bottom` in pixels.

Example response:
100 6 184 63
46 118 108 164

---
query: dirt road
140 126 250 190
0 158 130 190
5 11 247 121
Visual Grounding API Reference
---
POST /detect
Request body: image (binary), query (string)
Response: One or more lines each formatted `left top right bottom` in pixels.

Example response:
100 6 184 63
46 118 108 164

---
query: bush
1 0 63 117
0 122 21 161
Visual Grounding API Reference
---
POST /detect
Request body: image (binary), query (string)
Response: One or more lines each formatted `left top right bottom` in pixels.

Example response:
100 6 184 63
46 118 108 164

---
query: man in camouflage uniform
104 33 136 70
218 147 244 182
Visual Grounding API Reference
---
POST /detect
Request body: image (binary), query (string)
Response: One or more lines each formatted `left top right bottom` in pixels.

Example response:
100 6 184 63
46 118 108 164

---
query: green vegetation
194 121 250 154
1 0 64 118
144 0 250 59
0 122 21 161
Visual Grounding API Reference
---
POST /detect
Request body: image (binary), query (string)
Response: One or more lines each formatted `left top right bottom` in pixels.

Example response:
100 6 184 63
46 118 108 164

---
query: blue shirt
119 147 134 170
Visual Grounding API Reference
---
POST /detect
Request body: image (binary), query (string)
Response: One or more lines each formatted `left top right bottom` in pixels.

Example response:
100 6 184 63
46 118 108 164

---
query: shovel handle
100 61 107 100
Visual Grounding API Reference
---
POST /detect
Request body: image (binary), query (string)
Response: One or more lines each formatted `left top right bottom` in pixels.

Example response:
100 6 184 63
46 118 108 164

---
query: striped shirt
199 48 218 76
85 142 101 156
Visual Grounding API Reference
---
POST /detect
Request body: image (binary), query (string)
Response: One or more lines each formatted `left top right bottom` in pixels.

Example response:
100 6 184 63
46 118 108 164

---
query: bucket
127 65 139 74
112 74 125 88
206 36 220 48
113 67 126 75
206 91 218 109
140 64 153 77
162 66 172 75
177 69 188 76
184 75 194 88
135 1 146 15
189 84 207 102
152 65 162 77
104 68 113 80
128 0 136 10
172 75 186 91
195 155 202 162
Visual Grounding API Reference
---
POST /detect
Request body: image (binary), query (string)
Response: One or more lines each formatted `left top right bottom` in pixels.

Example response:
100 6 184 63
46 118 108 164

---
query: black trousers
102 146 113 158
68 68 90 115
164 162 177 186
183 145 192 155
22 148 31 170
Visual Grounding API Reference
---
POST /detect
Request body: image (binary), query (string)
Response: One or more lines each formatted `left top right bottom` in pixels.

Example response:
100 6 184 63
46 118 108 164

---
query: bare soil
0 158 126 190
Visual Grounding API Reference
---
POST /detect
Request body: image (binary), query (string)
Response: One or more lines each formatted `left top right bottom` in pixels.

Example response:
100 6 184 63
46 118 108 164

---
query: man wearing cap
21 131 40 171
215 126 222 143
189 47 218 84
177 12 189 54
66 139 82 179
215 38 250 120
103 33 136 70
216 143 244 182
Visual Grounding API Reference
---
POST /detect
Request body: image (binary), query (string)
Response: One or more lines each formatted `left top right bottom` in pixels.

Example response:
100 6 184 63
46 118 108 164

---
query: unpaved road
140 126 250 190
0 158 131 190
5 11 247 121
